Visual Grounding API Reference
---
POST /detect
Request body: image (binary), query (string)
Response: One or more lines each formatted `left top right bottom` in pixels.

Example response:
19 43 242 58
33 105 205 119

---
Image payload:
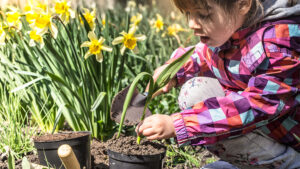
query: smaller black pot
107 149 165 169
34 131 91 169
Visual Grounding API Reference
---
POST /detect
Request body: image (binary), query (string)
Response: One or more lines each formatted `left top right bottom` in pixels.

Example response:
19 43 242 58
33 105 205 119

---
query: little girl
136 0 300 168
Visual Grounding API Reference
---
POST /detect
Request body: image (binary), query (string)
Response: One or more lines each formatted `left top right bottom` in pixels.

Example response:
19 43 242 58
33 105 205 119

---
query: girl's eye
197 12 210 19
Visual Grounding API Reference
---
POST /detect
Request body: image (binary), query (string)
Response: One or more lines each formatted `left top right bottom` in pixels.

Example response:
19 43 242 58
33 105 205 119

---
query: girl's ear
238 0 252 15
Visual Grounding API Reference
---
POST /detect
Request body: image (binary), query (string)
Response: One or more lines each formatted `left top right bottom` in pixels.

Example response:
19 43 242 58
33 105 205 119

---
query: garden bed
0 137 217 169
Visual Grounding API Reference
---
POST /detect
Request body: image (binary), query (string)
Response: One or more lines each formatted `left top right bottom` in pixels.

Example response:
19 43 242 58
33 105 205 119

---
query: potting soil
106 133 166 155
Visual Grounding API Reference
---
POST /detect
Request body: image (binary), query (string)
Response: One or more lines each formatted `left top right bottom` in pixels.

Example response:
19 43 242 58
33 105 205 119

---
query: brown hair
171 0 264 28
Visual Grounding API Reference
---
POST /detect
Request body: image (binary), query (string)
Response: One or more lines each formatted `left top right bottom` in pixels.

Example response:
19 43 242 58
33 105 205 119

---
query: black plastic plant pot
107 149 166 169
33 131 91 169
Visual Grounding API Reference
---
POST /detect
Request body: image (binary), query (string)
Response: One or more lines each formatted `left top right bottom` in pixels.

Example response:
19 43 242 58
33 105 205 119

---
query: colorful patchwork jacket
169 16 300 152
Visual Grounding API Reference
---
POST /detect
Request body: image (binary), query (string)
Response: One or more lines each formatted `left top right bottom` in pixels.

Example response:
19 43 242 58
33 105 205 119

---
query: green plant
0 84 36 161
0 1 198 141
0 51 63 133
117 47 195 143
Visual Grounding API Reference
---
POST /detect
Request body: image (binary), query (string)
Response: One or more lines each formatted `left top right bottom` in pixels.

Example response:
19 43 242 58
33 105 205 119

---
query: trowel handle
151 88 165 98
58 144 80 169
147 77 177 99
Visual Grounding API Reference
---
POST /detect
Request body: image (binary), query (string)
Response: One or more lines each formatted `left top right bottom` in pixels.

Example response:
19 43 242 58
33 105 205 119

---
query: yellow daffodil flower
80 31 112 62
33 12 58 39
24 0 47 24
28 29 44 48
54 0 75 24
0 26 6 45
80 8 96 31
24 4 33 12
112 26 146 55
163 24 187 44
152 14 164 32
163 24 187 37
24 0 47 12
36 1 47 12
6 8 22 30
130 13 142 27
25 11 39 24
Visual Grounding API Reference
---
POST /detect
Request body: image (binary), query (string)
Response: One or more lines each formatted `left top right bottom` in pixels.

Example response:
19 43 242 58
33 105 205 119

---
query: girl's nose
188 16 201 30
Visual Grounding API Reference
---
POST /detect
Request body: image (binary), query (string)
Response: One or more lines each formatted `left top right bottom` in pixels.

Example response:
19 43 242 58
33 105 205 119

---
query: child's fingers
136 120 153 136
163 78 177 92
136 121 143 136
142 127 156 137
146 134 161 140
152 88 164 98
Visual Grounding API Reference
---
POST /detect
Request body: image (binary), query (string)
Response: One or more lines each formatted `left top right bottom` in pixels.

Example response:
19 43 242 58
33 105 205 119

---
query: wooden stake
57 144 80 169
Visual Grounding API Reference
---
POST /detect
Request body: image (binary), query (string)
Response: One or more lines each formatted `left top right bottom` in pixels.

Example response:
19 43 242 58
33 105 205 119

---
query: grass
0 84 37 161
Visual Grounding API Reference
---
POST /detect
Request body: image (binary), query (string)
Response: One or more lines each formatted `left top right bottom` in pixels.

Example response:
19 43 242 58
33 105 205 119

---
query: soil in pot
33 131 91 169
106 133 166 169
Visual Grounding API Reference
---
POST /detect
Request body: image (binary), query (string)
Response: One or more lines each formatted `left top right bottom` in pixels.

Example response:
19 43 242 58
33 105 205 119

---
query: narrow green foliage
8 149 15 169
117 47 195 144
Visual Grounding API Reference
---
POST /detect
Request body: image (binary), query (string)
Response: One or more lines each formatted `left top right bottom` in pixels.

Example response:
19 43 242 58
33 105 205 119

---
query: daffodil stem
55 16 89 115
55 17 80 64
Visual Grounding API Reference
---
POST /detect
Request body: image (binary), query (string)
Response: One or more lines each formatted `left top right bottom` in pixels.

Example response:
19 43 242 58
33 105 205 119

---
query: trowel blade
110 86 151 126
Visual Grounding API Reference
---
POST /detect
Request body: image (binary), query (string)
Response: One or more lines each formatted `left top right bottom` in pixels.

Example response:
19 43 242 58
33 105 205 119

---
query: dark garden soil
0 134 217 169
0 151 39 169
106 133 166 155
33 131 89 142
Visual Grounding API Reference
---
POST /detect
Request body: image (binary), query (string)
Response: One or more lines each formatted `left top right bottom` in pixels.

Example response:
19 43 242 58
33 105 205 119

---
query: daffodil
28 29 44 48
112 26 146 55
32 12 58 39
24 0 47 12
163 24 187 44
152 14 164 32
0 25 6 45
54 0 75 24
36 1 47 12
163 24 187 37
6 8 22 30
80 31 112 62
130 13 142 27
24 0 46 24
25 11 39 24
80 8 96 31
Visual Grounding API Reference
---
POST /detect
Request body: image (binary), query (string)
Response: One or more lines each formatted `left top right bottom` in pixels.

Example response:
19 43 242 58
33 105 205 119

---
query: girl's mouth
200 36 210 43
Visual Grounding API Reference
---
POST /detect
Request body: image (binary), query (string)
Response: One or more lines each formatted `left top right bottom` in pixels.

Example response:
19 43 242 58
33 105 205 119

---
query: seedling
116 47 195 143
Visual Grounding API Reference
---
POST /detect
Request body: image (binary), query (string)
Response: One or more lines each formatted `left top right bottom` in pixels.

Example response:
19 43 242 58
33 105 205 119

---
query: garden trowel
110 86 152 126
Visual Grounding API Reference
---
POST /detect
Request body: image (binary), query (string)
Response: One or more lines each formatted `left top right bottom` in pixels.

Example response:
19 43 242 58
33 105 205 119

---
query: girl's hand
136 114 176 140
146 64 177 98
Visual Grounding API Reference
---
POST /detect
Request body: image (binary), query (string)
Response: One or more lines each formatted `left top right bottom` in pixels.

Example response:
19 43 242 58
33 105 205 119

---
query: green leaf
117 72 153 138
7 149 15 169
14 70 42 77
155 47 195 91
51 104 65 134
10 76 46 93
91 92 106 111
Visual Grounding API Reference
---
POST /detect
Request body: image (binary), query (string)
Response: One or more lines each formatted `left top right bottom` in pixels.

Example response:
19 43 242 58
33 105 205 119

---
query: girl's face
186 1 246 47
